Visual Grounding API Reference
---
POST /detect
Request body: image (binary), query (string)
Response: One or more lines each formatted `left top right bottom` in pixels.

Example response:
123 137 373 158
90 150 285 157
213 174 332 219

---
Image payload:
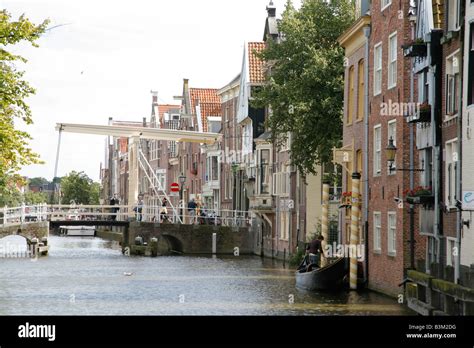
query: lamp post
179 174 186 223
386 137 425 173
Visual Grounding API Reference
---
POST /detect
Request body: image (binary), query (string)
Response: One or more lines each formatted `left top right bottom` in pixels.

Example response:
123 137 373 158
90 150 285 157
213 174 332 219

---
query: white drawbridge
53 123 220 223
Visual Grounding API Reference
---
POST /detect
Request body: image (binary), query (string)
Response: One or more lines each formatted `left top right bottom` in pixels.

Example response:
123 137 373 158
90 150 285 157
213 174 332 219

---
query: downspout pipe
455 32 464 284
426 32 441 266
363 24 371 283
409 18 416 270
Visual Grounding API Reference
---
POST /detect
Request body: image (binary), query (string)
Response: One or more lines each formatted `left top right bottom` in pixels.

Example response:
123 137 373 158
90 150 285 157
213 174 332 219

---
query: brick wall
367 0 425 296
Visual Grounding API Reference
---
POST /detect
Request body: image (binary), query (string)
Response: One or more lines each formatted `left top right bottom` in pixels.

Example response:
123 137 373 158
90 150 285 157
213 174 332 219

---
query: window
279 132 291 152
211 156 219 181
272 167 290 197
227 171 233 199
388 33 397 89
445 139 458 207
381 0 391 10
388 120 396 174
446 52 461 117
468 24 474 106
373 212 381 253
259 149 271 195
447 0 461 32
374 43 382 96
417 69 430 104
446 238 457 267
280 211 290 241
387 212 397 256
374 125 382 176
357 59 365 121
348 65 355 124
152 169 166 192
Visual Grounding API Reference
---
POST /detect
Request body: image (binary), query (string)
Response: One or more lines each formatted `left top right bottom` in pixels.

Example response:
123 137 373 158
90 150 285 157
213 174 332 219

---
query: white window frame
388 32 398 89
387 120 396 175
387 212 397 256
257 147 272 195
279 132 291 152
373 212 382 253
445 50 461 120
374 42 382 96
446 237 457 267
445 138 458 208
381 0 392 11
374 124 382 176
447 0 461 32
279 211 290 241
272 170 290 197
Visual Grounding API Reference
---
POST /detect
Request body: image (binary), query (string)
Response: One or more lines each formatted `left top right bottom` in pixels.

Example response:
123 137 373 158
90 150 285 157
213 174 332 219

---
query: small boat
60 226 96 237
295 258 347 291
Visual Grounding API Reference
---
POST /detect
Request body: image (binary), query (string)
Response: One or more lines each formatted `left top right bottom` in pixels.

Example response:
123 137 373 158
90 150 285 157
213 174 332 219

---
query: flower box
403 42 427 58
406 195 434 206
404 186 434 207
408 103 431 123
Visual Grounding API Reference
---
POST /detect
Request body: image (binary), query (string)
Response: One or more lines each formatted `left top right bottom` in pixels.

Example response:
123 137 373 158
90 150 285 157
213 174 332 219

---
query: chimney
151 90 158 104
266 0 276 17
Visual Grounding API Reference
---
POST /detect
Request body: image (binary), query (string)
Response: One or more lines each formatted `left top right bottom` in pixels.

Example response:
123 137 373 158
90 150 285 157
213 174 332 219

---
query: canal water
0 236 413 316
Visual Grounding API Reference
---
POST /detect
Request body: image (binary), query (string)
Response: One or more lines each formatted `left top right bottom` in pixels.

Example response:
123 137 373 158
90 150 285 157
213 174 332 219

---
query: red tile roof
248 42 266 84
189 88 221 132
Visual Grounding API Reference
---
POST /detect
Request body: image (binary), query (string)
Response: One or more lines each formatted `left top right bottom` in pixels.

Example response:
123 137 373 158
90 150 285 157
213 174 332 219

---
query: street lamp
386 137 424 173
179 174 186 222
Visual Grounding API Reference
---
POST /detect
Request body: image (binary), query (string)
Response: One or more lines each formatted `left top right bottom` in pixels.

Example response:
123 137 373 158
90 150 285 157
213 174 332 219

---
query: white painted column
350 172 361 290
128 136 140 219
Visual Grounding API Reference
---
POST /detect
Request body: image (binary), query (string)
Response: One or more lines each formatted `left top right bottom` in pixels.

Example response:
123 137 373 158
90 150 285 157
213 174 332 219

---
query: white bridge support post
128 136 140 220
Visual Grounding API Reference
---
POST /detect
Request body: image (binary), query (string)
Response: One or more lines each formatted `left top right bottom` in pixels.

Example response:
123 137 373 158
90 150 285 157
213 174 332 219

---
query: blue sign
462 191 474 210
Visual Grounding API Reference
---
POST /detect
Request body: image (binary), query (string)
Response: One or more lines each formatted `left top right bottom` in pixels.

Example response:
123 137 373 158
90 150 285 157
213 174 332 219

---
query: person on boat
306 235 325 267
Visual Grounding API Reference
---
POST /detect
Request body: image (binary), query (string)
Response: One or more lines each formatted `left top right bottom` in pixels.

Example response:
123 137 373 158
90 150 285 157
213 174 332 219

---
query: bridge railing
47 205 132 222
0 203 49 227
1 204 253 227
141 205 252 227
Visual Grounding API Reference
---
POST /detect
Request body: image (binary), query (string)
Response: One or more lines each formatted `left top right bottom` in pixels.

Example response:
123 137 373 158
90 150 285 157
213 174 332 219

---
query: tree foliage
28 177 49 187
23 191 48 204
0 10 49 196
252 0 355 175
61 171 100 205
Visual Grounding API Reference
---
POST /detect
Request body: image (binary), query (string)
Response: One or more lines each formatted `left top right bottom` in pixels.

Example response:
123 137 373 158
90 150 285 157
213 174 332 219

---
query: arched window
357 59 365 121
347 66 355 124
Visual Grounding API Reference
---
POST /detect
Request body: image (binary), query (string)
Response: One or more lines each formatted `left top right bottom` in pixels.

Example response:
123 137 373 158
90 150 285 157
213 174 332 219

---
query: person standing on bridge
110 194 119 221
134 195 144 222
187 198 197 224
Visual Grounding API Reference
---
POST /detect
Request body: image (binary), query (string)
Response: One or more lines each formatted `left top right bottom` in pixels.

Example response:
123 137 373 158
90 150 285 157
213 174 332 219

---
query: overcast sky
3 0 295 182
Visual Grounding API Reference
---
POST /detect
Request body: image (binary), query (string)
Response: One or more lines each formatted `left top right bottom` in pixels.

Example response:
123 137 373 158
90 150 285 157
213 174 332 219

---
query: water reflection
0 236 413 316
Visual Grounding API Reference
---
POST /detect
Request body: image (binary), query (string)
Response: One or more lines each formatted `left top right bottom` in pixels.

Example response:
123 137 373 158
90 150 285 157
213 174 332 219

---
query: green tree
0 10 49 195
61 171 100 205
252 0 354 175
28 177 49 187
23 191 47 204
0 188 22 207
